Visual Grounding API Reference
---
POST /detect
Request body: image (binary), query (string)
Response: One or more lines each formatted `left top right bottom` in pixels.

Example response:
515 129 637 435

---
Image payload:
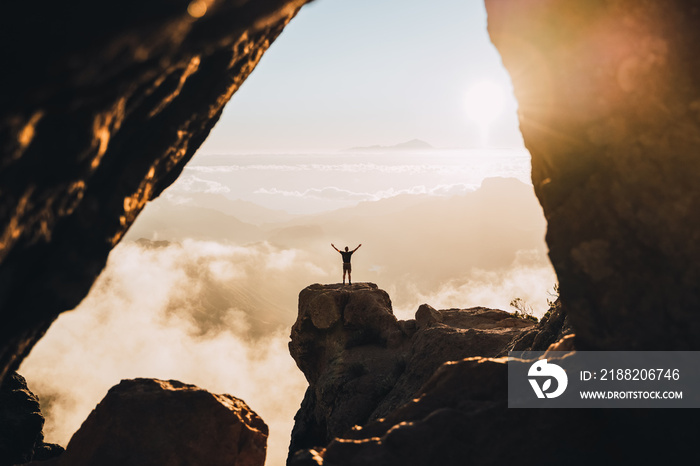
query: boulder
290 283 403 385
53 379 267 466
415 304 442 329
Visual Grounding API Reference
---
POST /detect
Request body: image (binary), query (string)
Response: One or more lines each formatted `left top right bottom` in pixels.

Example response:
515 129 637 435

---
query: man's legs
348 270 351 285
342 269 346 285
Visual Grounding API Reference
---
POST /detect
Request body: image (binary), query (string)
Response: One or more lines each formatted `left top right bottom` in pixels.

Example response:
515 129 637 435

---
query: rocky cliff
288 283 535 462
0 0 311 383
0 373 62 466
41 378 268 466
288 285 697 466
486 0 700 350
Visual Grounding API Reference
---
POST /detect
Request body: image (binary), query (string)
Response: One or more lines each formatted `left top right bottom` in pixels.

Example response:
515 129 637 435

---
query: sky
198 0 524 153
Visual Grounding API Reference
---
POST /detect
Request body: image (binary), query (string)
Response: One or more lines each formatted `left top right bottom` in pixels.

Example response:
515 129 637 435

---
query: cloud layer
391 250 557 321
20 240 314 466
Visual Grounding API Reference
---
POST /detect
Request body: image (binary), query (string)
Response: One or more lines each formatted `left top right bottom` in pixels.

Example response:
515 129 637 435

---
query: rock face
293 355 699 466
52 378 268 466
0 0 311 383
0 372 43 466
0 372 63 466
485 0 700 350
289 286 699 465
288 284 535 461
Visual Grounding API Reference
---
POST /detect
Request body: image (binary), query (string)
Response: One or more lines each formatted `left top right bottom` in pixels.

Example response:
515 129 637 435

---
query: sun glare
464 80 506 146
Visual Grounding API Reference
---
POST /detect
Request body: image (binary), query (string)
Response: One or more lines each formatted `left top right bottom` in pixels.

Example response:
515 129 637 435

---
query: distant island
344 139 435 152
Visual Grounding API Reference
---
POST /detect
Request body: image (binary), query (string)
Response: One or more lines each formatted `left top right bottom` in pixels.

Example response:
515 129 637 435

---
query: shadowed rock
486 0 700 350
0 372 63 466
50 378 268 466
289 285 699 465
291 348 698 466
288 283 535 462
0 0 312 384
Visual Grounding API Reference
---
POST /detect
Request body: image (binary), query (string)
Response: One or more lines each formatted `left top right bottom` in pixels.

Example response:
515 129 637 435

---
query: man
331 243 361 285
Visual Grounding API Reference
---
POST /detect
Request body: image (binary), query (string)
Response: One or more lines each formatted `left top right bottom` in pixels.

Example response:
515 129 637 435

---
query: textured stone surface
289 285 699 465
486 0 700 350
0 0 310 383
0 372 42 466
288 284 534 461
53 378 268 466
288 283 405 456
291 352 699 466
0 372 63 466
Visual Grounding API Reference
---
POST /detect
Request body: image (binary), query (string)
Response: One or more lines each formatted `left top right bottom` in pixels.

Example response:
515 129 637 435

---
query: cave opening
3 0 700 463
18 1 556 465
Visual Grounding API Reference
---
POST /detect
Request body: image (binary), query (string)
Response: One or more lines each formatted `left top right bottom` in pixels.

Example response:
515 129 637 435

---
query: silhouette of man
331 243 361 285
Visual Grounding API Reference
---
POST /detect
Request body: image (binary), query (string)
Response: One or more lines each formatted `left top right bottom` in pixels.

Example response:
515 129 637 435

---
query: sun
464 80 506 126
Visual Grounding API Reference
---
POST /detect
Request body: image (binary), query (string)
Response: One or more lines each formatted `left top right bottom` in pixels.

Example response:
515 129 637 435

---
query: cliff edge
288 283 535 461
288 284 698 466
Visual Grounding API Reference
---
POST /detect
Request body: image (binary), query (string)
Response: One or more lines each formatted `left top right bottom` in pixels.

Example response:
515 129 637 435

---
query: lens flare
187 0 208 19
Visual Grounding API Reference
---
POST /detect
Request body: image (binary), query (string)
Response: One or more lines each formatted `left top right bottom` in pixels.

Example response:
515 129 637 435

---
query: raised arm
331 243 340 252
353 244 362 252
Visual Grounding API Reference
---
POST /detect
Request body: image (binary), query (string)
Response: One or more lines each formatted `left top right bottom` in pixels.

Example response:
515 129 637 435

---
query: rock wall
485 0 700 350
0 372 63 466
290 354 697 466
288 283 534 462
0 0 311 383
288 286 698 466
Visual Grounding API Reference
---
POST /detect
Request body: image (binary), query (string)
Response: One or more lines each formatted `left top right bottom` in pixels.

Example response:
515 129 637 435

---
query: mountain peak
393 139 434 149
